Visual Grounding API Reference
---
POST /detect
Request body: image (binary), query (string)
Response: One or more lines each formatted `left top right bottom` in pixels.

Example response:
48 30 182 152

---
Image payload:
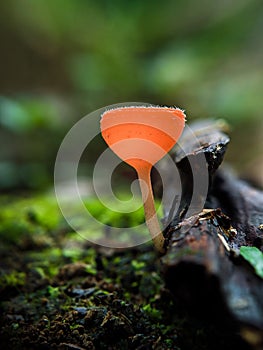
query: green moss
164 338 173 347
131 260 146 271
0 192 160 249
0 195 62 244
142 304 162 321
83 194 162 228
47 286 60 298
62 247 84 262
85 264 97 276
27 247 63 278
0 271 26 288
0 183 247 349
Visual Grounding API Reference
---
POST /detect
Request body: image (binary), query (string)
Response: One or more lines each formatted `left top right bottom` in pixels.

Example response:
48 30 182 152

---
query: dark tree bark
161 120 263 350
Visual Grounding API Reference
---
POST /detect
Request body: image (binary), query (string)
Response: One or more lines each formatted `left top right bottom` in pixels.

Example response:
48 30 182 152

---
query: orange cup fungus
100 106 185 253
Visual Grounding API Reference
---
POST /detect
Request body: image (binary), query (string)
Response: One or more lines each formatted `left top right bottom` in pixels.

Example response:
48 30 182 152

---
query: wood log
161 120 263 349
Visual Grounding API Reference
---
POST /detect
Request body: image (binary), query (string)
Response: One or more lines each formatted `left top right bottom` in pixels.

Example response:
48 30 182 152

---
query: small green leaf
240 246 263 279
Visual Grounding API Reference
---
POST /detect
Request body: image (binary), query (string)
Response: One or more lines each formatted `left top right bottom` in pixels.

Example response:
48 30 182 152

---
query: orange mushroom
100 106 185 253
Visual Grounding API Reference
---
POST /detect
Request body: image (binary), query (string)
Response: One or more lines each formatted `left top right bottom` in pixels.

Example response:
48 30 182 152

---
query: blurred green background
0 0 262 191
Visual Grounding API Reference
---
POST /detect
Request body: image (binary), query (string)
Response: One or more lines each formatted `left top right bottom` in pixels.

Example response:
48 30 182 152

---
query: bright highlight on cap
100 105 186 253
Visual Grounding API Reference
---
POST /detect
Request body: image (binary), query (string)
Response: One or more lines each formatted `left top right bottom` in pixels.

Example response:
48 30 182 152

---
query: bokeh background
0 0 262 192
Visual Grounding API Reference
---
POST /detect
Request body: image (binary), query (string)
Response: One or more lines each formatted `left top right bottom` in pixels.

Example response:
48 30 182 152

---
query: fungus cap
100 106 185 168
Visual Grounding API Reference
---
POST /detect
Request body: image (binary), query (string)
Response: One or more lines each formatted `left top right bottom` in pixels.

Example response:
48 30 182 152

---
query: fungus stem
137 164 165 254
100 105 185 253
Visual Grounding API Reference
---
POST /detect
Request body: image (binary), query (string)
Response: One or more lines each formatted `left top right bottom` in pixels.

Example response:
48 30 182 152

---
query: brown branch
161 119 263 349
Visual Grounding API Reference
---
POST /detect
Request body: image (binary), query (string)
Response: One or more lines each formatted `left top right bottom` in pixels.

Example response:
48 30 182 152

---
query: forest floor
0 194 251 349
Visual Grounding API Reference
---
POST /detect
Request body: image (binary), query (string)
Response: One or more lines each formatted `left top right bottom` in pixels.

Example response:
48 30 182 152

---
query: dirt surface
0 195 252 349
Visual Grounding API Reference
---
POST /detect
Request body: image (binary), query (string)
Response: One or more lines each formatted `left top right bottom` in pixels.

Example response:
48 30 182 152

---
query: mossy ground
0 194 247 349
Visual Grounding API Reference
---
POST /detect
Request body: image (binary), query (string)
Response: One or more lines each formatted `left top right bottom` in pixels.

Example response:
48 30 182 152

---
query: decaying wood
161 120 263 349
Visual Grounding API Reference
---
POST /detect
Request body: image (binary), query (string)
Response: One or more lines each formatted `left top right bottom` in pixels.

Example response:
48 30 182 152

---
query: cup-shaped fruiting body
100 106 186 253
